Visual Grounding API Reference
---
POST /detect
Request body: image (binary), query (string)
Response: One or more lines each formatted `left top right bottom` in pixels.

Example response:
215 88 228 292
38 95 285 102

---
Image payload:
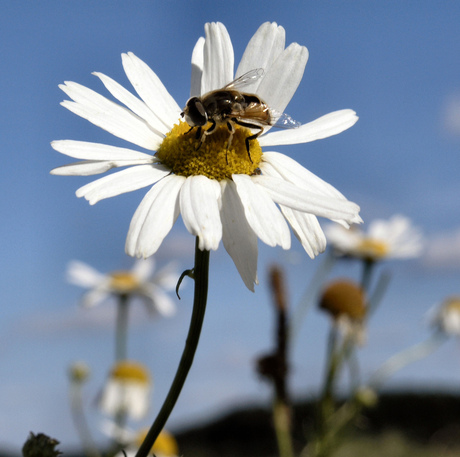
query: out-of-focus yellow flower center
319 279 366 320
156 121 263 181
111 361 150 384
443 297 460 316
109 271 141 293
68 361 90 383
357 238 389 259
135 429 179 457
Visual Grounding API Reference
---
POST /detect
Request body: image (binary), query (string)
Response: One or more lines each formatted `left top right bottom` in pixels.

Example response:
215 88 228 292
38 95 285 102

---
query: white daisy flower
67 257 177 316
429 297 460 337
99 360 151 421
325 214 423 262
52 22 361 291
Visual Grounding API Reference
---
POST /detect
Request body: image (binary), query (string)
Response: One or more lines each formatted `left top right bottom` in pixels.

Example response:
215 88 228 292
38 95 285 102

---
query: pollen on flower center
444 297 460 315
111 361 150 384
110 271 140 293
156 121 263 180
358 238 389 259
135 429 179 456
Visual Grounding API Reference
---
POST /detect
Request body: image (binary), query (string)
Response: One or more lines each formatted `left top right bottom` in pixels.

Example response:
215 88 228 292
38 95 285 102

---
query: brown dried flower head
319 279 366 321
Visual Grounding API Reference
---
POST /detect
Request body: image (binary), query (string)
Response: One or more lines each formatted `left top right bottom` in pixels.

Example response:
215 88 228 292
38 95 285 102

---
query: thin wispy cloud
423 228 460 269
441 92 460 136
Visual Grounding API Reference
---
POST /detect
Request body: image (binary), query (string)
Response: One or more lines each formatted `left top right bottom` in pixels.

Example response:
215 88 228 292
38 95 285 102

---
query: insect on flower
181 68 301 161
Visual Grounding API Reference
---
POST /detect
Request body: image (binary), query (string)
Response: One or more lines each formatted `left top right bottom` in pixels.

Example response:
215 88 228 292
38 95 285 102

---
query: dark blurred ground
4 391 460 457
174 391 460 457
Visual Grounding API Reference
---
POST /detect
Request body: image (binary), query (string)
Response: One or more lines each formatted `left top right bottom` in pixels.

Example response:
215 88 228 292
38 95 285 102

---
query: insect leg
226 121 235 149
195 121 217 151
193 126 202 150
184 125 194 135
233 119 265 163
223 121 236 164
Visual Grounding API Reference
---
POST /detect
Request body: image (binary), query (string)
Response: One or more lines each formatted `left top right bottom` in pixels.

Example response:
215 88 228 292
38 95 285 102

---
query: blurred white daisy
429 296 460 337
99 360 151 420
325 214 423 262
67 257 177 316
52 21 361 291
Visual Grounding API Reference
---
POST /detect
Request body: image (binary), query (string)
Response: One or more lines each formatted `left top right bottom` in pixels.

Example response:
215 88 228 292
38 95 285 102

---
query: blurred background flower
325 215 423 262
99 360 151 421
429 296 460 337
67 257 177 317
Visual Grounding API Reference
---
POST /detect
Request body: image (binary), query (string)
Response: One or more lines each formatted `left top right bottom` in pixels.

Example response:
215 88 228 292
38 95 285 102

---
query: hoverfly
180 69 300 162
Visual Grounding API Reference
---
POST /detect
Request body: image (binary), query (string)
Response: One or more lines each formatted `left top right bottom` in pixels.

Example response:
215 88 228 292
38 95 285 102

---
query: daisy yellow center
111 361 150 384
136 429 179 456
357 238 389 259
109 271 140 293
444 297 460 315
156 120 263 180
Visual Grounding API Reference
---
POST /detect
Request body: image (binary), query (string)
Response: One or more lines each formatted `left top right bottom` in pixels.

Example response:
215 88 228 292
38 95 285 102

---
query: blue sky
1 1 460 452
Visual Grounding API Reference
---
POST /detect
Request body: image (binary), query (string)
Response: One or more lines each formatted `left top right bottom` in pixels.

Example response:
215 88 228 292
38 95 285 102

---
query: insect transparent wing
225 69 265 90
269 108 301 129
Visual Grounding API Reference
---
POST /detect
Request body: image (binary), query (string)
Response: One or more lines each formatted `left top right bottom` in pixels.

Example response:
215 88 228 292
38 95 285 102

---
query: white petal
152 262 180 290
76 164 170 205
122 53 181 130
131 257 156 282
60 82 161 150
81 288 110 308
260 110 358 147
93 72 170 136
67 260 106 288
51 140 154 161
190 37 205 97
51 161 120 176
236 22 286 93
232 174 290 249
180 176 222 251
261 151 347 200
325 223 361 251
144 285 176 317
280 207 326 258
126 175 184 258
220 180 258 292
253 174 361 224
51 159 156 176
256 43 308 114
80 288 110 308
202 22 234 93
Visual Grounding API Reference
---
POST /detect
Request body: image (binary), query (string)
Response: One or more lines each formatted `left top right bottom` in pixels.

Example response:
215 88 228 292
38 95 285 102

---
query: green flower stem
135 238 210 457
369 332 446 390
69 381 101 457
360 258 375 294
115 294 129 361
273 400 294 457
290 250 336 343
315 326 356 457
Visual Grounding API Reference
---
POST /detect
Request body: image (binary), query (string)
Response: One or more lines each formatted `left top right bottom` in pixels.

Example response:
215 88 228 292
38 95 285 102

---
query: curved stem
369 332 446 390
135 238 210 457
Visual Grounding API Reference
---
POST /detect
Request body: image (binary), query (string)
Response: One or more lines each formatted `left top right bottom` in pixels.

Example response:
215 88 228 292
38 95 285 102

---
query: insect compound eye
183 97 208 127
